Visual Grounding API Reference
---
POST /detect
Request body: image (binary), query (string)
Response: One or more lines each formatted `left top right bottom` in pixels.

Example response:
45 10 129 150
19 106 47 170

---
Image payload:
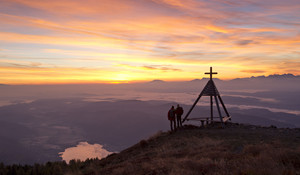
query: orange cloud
0 31 127 48
1 0 300 84
0 66 116 84
118 64 182 72
152 0 201 10
240 70 266 74
204 25 230 34
10 0 132 16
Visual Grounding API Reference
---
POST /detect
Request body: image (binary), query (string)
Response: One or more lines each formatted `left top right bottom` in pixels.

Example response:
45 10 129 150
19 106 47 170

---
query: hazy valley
0 74 300 164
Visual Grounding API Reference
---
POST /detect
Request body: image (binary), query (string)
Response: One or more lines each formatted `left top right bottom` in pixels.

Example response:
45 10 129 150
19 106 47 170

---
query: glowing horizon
1 0 300 84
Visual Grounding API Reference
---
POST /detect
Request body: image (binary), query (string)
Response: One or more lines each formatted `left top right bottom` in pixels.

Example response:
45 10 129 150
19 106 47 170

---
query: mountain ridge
148 73 300 83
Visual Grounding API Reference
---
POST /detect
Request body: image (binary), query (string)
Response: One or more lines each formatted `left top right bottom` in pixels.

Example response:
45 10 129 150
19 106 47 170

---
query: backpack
168 109 175 120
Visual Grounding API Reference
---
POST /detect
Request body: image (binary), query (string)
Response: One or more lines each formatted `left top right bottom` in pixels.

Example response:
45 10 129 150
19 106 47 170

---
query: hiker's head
171 106 174 109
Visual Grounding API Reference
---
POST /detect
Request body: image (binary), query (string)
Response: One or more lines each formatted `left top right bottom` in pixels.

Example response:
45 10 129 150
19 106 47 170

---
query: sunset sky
0 0 300 84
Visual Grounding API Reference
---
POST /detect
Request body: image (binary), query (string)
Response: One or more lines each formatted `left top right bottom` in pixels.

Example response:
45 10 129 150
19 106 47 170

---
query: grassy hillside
2 122 300 175
82 122 300 175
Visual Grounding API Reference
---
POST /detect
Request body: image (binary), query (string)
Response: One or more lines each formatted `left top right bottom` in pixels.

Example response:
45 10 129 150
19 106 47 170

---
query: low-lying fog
0 75 300 164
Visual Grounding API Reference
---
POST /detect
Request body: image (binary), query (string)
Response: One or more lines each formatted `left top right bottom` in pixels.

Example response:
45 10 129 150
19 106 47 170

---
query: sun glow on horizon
1 0 300 84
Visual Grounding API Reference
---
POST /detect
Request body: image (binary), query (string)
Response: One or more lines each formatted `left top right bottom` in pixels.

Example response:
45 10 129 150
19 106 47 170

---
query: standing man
176 104 184 128
168 106 176 131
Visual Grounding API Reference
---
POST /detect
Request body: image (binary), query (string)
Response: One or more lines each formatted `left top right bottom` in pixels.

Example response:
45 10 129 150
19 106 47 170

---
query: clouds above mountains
0 0 300 84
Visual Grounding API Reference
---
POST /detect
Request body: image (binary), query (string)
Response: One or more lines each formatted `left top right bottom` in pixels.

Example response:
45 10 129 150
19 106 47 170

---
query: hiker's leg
179 116 182 127
173 120 176 130
173 119 175 129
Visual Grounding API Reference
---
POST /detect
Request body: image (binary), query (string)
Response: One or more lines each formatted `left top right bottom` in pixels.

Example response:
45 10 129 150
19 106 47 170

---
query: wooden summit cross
205 67 217 80
182 67 231 126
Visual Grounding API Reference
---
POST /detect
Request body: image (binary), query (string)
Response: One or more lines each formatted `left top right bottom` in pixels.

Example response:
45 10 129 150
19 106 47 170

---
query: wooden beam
205 67 218 80
210 95 213 122
214 95 224 127
182 92 203 123
218 95 230 117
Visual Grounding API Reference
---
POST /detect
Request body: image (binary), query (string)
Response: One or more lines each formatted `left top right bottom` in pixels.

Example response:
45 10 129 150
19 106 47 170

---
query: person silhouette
175 104 184 128
168 106 176 131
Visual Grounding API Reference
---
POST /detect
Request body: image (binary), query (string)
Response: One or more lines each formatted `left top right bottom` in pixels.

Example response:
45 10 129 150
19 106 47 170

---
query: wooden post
201 120 204 127
218 95 230 117
210 95 213 122
182 92 203 123
214 96 224 127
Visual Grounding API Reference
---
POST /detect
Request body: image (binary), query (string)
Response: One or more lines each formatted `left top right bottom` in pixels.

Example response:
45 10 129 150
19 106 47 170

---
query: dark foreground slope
2 122 300 175
93 122 300 175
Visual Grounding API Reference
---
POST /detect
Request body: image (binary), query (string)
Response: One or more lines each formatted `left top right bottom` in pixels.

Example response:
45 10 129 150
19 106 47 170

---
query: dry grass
78 123 300 175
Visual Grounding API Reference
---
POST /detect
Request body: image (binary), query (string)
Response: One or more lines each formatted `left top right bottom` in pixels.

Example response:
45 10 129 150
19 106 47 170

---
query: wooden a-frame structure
182 67 231 126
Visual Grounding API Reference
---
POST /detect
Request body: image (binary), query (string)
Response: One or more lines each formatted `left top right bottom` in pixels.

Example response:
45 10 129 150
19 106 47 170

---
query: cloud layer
1 0 300 84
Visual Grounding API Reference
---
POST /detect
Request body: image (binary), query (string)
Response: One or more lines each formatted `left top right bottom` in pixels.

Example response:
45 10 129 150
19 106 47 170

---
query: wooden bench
187 117 210 127
187 116 231 127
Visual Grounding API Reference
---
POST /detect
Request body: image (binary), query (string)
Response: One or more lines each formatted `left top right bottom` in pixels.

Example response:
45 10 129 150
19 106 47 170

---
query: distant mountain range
237 73 300 80
0 74 299 86
149 73 300 83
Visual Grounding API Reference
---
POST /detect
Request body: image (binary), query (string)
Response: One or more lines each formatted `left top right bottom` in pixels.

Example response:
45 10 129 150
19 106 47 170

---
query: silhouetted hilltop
253 73 299 79
233 73 300 81
189 78 201 82
148 79 166 83
201 77 221 81
150 73 300 84
91 122 300 175
2 122 300 174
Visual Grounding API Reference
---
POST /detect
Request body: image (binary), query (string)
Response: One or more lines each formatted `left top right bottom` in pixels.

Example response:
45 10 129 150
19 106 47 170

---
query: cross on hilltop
205 67 217 80
182 67 231 127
